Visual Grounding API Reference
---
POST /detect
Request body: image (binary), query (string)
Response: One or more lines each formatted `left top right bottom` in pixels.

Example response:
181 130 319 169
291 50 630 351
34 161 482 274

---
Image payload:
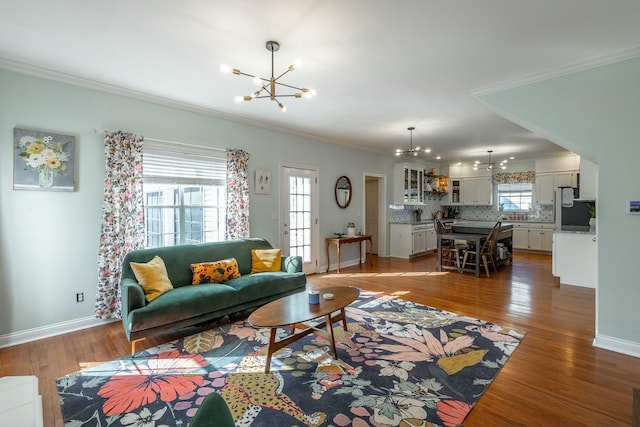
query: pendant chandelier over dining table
396 126 431 157
220 40 316 112
473 150 508 171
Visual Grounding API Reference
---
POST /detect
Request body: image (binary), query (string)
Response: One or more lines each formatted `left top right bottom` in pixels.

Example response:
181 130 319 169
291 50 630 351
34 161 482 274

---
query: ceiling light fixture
395 127 423 157
473 150 507 171
220 40 316 112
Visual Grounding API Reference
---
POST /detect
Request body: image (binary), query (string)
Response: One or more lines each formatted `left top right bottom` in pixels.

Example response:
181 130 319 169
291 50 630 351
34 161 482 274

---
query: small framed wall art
255 169 271 195
627 200 640 214
13 127 76 191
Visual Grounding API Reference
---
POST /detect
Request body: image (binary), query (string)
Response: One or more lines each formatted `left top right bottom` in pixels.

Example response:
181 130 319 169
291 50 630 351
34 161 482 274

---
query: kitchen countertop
390 219 555 226
451 221 514 233
554 228 596 235
389 221 435 226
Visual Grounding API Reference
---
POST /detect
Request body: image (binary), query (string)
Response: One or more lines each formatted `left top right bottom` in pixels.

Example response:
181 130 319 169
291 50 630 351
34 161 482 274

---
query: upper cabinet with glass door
393 162 424 204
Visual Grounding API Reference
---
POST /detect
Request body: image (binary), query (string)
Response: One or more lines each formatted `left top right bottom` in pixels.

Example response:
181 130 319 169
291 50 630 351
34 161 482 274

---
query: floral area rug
56 291 525 427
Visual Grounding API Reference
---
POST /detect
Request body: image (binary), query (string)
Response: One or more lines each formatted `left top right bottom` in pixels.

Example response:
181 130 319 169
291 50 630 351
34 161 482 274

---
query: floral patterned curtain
493 171 536 184
225 149 250 240
95 131 145 319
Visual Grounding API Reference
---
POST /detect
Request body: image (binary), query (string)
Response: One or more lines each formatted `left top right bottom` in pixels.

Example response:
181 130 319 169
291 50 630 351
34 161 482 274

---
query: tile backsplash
388 202 446 223
389 204 555 223
456 205 554 222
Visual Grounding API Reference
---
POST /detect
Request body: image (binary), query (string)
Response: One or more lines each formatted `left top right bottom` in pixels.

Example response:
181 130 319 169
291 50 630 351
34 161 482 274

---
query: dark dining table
436 221 514 277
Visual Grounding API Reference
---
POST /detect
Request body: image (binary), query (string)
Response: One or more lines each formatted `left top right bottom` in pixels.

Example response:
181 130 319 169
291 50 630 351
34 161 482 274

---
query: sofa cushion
191 258 241 284
128 283 239 333
225 272 306 304
129 256 174 302
250 249 282 273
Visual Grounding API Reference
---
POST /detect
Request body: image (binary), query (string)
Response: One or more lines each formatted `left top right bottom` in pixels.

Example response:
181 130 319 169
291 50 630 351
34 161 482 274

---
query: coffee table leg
325 314 338 359
340 308 349 331
264 328 277 373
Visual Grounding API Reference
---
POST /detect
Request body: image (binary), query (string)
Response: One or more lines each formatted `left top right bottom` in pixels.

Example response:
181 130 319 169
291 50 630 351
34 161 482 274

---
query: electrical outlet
76 292 84 303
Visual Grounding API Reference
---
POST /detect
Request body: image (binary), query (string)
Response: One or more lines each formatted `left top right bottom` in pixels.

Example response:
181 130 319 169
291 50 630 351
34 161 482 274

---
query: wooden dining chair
461 221 501 277
435 219 461 271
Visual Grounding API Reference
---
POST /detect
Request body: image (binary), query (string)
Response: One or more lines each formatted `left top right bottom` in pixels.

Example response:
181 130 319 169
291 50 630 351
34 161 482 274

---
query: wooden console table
326 234 373 273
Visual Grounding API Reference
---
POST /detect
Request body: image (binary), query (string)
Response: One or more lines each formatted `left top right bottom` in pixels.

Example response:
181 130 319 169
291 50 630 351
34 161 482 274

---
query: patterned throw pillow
250 248 282 273
190 258 241 284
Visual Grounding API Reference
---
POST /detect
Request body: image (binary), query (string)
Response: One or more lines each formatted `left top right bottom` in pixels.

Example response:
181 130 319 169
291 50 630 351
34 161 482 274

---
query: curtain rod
90 128 226 153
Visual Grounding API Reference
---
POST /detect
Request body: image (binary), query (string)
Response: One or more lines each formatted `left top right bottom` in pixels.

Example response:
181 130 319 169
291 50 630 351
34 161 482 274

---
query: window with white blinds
143 143 226 185
142 142 227 248
497 182 533 212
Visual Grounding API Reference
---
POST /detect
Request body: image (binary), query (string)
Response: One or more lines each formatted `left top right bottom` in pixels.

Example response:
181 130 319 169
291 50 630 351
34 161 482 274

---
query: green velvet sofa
120 237 306 354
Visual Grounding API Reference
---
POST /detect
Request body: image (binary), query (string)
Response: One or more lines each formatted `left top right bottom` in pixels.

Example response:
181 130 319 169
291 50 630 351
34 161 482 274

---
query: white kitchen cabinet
461 177 492 205
412 227 427 254
535 171 578 205
512 223 555 252
528 224 554 251
426 227 436 251
553 232 597 288
390 223 434 258
555 171 578 188
578 157 598 200
535 173 555 205
512 224 529 249
393 163 424 204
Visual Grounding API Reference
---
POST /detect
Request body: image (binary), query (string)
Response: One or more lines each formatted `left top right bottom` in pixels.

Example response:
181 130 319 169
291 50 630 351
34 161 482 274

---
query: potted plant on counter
588 203 596 230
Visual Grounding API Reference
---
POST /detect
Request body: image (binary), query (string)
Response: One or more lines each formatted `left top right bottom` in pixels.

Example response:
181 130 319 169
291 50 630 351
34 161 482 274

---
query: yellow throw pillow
129 256 174 302
190 258 241 284
251 249 282 273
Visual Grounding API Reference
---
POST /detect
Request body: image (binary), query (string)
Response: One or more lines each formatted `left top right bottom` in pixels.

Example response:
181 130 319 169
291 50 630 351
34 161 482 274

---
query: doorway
364 173 387 257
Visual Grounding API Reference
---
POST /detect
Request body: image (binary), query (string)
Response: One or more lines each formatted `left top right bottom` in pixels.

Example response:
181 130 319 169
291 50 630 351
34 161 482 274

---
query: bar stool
435 219 463 271
461 221 501 277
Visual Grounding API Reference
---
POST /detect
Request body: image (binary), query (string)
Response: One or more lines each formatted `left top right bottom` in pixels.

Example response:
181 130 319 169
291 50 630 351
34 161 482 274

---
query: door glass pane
289 175 312 263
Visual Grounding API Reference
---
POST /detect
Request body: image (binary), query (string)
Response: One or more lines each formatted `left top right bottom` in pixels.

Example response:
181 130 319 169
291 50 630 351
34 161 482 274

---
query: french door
281 165 318 274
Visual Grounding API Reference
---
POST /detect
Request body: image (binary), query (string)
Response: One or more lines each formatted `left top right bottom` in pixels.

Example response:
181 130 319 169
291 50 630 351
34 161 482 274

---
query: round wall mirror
335 176 352 209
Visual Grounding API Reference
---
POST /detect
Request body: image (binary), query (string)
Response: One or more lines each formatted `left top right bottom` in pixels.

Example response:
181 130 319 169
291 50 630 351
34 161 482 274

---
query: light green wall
0 68 397 336
476 57 640 347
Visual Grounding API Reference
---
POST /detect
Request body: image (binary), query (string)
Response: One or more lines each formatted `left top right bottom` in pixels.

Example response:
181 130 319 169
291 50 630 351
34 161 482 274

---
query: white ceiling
2 0 640 164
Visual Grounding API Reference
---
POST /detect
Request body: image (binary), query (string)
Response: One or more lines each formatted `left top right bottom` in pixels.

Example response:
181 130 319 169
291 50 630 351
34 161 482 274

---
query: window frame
496 182 534 212
142 141 227 248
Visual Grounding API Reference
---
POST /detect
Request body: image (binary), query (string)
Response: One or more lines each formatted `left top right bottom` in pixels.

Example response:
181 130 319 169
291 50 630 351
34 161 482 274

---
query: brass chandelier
220 40 316 112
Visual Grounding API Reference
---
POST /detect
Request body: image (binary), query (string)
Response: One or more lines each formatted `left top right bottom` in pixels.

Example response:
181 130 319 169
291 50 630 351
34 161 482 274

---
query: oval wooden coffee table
248 286 360 373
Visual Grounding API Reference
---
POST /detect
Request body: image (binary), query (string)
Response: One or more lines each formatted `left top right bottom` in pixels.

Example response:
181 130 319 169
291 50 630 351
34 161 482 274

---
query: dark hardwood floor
1 252 639 426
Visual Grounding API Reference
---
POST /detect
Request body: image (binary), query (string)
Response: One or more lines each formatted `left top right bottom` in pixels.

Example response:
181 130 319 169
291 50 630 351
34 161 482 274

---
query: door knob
284 231 289 234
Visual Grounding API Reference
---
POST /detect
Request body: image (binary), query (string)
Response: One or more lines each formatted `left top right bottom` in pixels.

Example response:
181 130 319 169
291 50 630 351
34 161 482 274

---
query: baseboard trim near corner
593 334 640 358
0 316 118 349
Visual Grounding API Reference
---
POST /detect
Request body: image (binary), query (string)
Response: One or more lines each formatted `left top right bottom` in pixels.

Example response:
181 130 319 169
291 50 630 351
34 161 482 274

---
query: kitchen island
437 221 514 277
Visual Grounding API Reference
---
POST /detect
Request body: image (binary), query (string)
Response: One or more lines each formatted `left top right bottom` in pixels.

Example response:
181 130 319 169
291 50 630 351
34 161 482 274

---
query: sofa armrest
281 255 303 273
121 277 146 315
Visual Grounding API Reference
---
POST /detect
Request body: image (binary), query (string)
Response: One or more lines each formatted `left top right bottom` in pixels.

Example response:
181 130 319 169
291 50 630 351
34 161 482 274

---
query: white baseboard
0 317 118 349
593 334 640 358
321 257 363 274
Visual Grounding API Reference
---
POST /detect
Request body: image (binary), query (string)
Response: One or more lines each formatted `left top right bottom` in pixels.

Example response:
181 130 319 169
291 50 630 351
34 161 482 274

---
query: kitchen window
143 142 227 248
497 182 533 212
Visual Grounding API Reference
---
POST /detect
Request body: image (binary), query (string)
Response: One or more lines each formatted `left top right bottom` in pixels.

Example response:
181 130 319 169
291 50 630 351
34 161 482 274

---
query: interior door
365 178 379 254
282 166 318 274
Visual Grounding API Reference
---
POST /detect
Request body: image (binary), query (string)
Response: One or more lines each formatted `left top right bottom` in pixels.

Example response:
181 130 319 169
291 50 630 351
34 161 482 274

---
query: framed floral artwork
255 169 271 194
13 127 76 191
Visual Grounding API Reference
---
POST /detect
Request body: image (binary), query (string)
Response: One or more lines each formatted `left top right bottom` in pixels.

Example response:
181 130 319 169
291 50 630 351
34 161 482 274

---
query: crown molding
0 56 375 153
471 46 640 97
